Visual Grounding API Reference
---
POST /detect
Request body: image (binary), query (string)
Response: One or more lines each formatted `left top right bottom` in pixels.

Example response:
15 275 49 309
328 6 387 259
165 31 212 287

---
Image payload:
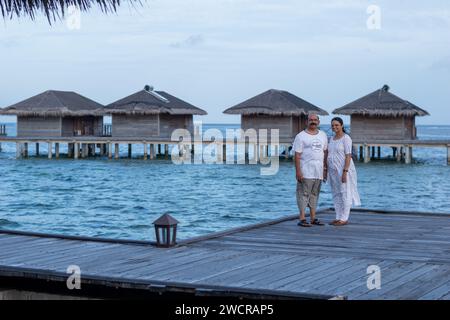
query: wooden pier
353 139 450 164
1 135 450 165
0 135 292 162
0 208 449 300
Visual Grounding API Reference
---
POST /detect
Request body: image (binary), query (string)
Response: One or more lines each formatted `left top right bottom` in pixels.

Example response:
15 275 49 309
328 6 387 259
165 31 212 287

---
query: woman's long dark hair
331 117 346 133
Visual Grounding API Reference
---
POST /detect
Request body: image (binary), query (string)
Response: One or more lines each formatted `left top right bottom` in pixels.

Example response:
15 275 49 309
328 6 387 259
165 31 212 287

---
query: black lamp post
153 213 179 247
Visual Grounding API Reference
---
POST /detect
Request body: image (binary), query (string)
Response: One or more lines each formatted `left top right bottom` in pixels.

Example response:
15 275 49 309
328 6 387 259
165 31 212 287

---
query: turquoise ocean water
1 123 449 241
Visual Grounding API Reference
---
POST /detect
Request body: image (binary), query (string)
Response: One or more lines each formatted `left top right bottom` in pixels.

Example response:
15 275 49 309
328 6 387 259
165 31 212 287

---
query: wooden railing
0 124 6 136
102 124 112 137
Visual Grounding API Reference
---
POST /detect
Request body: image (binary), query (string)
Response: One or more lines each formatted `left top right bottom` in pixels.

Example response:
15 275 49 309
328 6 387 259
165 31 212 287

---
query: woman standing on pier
327 117 361 226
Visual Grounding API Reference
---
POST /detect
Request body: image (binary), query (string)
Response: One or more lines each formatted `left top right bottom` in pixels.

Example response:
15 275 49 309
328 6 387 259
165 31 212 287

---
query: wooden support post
396 147 402 162
447 145 450 165
81 144 87 158
48 142 52 159
285 145 289 159
16 143 21 158
222 144 226 163
68 143 73 158
55 143 60 159
128 144 132 158
36 143 40 156
108 143 112 159
164 144 169 159
359 145 364 161
23 142 28 157
371 146 375 159
245 142 249 163
364 145 370 163
253 143 258 162
158 144 161 155
114 143 119 159
143 143 148 160
405 145 412 164
74 143 79 159
150 144 155 160
99 144 105 156
377 146 381 159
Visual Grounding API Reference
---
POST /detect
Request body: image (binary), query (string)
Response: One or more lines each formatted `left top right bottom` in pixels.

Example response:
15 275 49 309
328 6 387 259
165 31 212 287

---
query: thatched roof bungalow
0 0 129 23
223 89 328 142
105 85 207 138
333 85 430 141
0 90 105 137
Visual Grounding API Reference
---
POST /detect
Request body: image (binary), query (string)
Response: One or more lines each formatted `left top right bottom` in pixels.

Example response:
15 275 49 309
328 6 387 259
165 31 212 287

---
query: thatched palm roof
0 0 132 23
333 85 430 117
0 90 105 116
105 86 207 116
223 89 328 116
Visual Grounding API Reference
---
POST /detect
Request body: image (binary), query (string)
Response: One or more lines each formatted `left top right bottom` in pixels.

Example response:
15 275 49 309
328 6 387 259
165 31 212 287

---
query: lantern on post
153 213 179 247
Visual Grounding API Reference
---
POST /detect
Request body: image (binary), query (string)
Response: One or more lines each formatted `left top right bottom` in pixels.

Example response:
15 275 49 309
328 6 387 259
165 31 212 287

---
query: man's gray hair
307 113 320 120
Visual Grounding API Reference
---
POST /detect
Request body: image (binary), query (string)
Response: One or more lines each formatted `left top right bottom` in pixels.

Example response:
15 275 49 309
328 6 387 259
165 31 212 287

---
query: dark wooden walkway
0 208 449 300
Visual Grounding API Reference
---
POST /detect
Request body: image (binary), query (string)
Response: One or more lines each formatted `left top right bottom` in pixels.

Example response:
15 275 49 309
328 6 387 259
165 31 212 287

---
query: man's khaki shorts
296 179 322 212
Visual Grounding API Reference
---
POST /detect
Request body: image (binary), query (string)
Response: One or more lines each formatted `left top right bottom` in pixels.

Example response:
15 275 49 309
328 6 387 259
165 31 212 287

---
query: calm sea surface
1 123 450 241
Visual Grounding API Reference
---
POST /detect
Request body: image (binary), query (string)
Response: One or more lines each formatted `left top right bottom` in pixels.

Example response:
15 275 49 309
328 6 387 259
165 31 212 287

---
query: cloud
170 34 205 48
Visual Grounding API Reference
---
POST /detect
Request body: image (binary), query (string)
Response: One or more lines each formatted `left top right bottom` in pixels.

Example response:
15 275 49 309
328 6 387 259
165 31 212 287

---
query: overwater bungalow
223 89 328 158
333 85 431 163
105 85 207 138
0 90 105 137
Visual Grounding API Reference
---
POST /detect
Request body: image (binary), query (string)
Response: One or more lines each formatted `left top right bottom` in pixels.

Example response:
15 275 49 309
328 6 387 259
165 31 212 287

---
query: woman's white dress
327 134 361 221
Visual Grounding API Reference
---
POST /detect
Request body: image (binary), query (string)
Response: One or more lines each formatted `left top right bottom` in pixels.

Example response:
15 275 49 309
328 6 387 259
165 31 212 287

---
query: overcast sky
1 0 449 124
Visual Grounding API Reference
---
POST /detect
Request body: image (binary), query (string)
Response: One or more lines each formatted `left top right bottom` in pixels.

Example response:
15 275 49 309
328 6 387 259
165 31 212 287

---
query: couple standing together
293 114 361 227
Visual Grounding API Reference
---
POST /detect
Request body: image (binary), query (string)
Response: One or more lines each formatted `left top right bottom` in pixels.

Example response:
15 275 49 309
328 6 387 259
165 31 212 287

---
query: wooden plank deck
0 208 449 300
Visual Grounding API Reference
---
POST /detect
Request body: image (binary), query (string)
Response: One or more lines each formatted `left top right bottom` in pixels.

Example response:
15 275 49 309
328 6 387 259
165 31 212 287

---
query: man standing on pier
293 114 328 227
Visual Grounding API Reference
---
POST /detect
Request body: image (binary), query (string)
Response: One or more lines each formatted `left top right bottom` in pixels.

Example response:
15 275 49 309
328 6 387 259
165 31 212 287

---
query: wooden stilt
158 144 161 155
405 145 412 164
115 143 119 159
16 143 21 158
81 144 87 158
143 143 148 160
253 143 258 162
68 143 73 158
36 143 40 156
108 143 112 159
150 144 155 160
23 142 28 157
396 146 402 162
48 142 52 159
371 146 375 159
364 145 370 163
55 143 60 159
285 145 289 159
245 142 249 163
447 145 450 165
74 143 79 159
164 144 169 159
128 144 132 158
377 146 381 159
222 144 226 163
359 145 364 161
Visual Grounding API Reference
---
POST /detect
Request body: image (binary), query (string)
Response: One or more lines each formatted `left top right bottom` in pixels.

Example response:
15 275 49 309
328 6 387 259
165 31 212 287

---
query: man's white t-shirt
293 130 328 180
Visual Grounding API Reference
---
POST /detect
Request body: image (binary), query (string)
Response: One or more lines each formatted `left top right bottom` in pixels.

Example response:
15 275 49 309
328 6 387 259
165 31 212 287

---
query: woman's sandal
334 220 349 226
311 219 325 226
329 220 339 225
297 219 312 227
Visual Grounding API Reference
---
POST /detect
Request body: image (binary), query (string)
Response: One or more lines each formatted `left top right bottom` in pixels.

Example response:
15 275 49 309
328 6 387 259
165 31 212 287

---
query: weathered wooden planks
0 208 449 299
